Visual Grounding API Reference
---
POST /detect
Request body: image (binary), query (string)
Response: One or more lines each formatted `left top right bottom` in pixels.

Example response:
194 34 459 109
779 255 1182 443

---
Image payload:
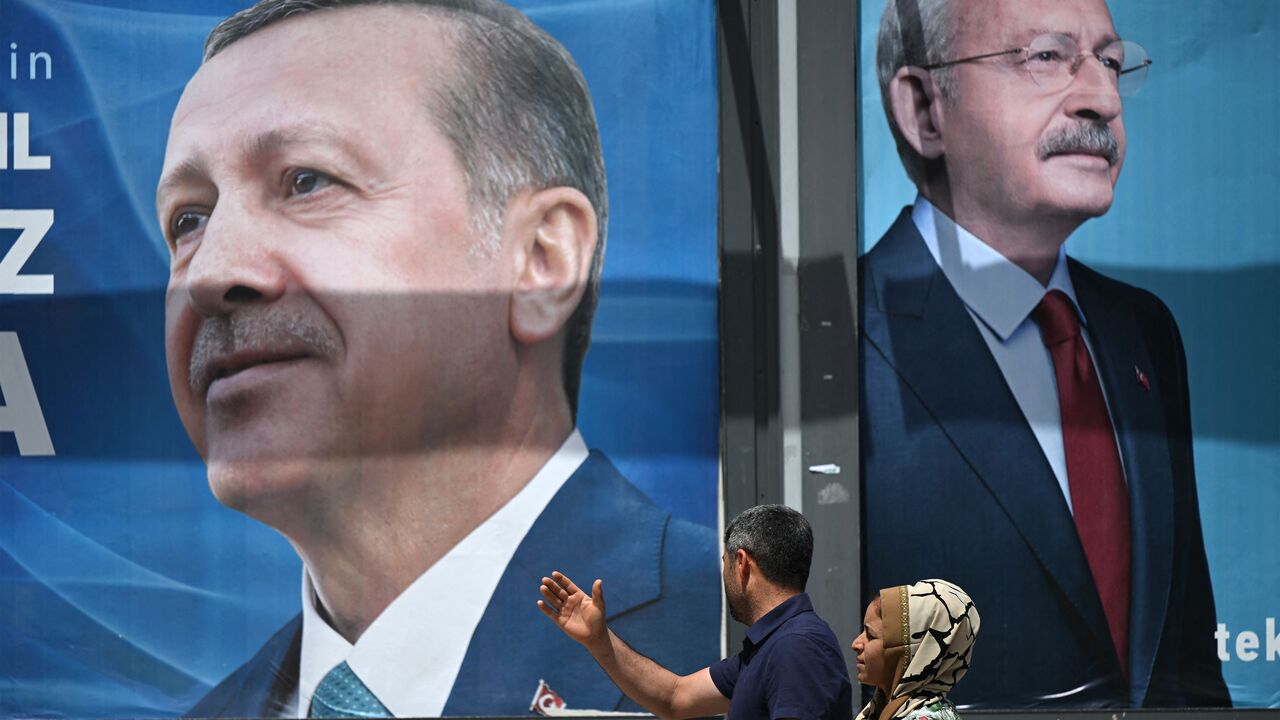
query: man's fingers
539 583 564 609
551 570 582 596
541 577 576 607
591 579 605 607
536 599 560 620
541 575 570 597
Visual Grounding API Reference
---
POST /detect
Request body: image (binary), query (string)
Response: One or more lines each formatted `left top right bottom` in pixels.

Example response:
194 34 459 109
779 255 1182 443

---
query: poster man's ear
509 187 597 345
888 66 947 161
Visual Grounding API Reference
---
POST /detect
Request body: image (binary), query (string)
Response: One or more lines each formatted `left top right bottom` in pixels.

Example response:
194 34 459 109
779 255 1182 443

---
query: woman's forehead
865 595 884 624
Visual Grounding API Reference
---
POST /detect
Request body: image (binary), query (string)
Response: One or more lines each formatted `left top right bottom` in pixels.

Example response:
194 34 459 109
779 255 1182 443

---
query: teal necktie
309 661 393 718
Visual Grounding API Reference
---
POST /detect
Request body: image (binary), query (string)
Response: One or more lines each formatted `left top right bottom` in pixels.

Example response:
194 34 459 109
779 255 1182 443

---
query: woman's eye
171 210 208 241
289 169 333 196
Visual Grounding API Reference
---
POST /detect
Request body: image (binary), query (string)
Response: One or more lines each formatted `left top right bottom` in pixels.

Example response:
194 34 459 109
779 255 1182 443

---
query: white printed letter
1267 617 1278 661
0 333 54 455
1236 631 1259 662
13 113 51 170
0 209 54 294
1215 623 1230 662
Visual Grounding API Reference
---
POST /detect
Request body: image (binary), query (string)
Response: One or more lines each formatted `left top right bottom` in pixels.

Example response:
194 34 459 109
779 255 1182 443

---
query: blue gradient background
859 0 1279 707
0 0 719 715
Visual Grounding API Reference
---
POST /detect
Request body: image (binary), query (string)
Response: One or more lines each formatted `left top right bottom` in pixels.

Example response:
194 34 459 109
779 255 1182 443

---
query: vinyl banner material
858 0 1278 709
0 1 720 716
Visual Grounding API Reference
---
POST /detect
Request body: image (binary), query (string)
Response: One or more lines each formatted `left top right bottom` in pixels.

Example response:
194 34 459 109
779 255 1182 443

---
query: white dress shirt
288 430 590 718
912 197 1124 513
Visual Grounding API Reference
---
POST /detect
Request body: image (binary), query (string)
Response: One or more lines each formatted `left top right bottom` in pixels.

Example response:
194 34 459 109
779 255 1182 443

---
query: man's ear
734 548 753 585
508 186 597 345
888 66 947 160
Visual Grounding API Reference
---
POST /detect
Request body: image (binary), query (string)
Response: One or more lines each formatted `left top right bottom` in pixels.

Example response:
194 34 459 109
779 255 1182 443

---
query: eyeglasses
920 33 1152 97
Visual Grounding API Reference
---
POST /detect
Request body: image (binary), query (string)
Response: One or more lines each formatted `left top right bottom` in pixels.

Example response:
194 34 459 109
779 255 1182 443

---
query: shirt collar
296 430 589 717
912 196 1086 340
744 592 813 649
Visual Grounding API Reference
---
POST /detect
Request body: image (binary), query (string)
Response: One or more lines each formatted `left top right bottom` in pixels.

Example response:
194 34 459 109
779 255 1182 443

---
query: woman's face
852 596 891 692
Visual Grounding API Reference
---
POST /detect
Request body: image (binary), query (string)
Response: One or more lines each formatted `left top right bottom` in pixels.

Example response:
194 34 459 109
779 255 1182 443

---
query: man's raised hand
539 571 609 651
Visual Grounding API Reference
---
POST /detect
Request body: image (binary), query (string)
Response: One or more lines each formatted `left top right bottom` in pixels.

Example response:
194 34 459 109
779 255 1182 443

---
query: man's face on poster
157 8 517 516
938 0 1127 227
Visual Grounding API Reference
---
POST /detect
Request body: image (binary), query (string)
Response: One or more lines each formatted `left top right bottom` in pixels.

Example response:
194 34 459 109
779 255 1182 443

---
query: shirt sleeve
708 654 741 699
764 633 852 720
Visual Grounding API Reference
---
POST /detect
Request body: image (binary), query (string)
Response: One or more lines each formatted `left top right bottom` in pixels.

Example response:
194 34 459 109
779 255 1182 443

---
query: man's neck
284 412 574 643
922 186 1081 287
746 588 802 627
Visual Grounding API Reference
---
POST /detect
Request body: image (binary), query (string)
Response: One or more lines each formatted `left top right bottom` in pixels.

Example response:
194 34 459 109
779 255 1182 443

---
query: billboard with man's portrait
857 0 1279 709
0 0 721 716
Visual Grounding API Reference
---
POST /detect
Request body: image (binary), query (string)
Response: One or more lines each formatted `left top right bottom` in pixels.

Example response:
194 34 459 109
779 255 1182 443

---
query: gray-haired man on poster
157 1 717 715
859 0 1229 707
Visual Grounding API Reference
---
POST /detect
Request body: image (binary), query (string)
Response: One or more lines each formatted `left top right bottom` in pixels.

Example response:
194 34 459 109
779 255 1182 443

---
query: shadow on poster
858 0 1278 710
0 0 721 716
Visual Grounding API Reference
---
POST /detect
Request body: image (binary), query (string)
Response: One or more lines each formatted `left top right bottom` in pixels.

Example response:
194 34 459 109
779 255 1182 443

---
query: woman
851 579 979 720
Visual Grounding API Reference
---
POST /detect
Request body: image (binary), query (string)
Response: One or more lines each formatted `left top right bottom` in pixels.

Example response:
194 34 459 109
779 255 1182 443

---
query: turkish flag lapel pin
1134 365 1150 391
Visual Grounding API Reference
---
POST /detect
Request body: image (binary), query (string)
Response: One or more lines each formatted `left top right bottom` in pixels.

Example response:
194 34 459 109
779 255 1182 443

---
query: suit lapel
186 614 301 718
862 212 1113 658
444 451 666 715
1070 262 1174 704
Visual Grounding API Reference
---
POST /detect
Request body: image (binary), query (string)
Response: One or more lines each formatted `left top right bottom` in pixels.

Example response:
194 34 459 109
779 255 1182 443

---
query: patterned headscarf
855 579 980 720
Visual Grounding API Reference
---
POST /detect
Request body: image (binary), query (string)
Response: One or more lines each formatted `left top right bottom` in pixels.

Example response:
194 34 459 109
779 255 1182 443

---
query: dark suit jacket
187 450 719 717
859 210 1229 708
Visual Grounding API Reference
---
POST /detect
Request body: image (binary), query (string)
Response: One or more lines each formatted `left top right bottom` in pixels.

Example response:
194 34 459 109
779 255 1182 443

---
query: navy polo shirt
708 593 853 720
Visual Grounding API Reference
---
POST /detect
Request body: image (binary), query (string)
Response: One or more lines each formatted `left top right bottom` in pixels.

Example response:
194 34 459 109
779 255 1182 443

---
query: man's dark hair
204 0 607 418
724 504 813 591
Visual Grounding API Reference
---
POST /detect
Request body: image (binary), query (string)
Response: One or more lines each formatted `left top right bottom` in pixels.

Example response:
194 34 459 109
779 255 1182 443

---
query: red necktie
1033 290 1131 677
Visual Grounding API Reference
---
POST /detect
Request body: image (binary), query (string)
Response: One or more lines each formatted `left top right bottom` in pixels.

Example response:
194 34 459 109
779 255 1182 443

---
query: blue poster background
859 0 1279 707
0 0 719 716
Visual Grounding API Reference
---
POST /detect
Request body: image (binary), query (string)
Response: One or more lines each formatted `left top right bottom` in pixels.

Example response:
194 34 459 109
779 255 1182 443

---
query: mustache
189 308 339 395
1038 122 1120 166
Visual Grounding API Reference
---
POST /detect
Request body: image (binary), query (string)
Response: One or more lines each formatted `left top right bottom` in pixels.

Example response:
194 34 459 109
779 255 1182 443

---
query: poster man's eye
289 169 333 196
171 210 208 240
